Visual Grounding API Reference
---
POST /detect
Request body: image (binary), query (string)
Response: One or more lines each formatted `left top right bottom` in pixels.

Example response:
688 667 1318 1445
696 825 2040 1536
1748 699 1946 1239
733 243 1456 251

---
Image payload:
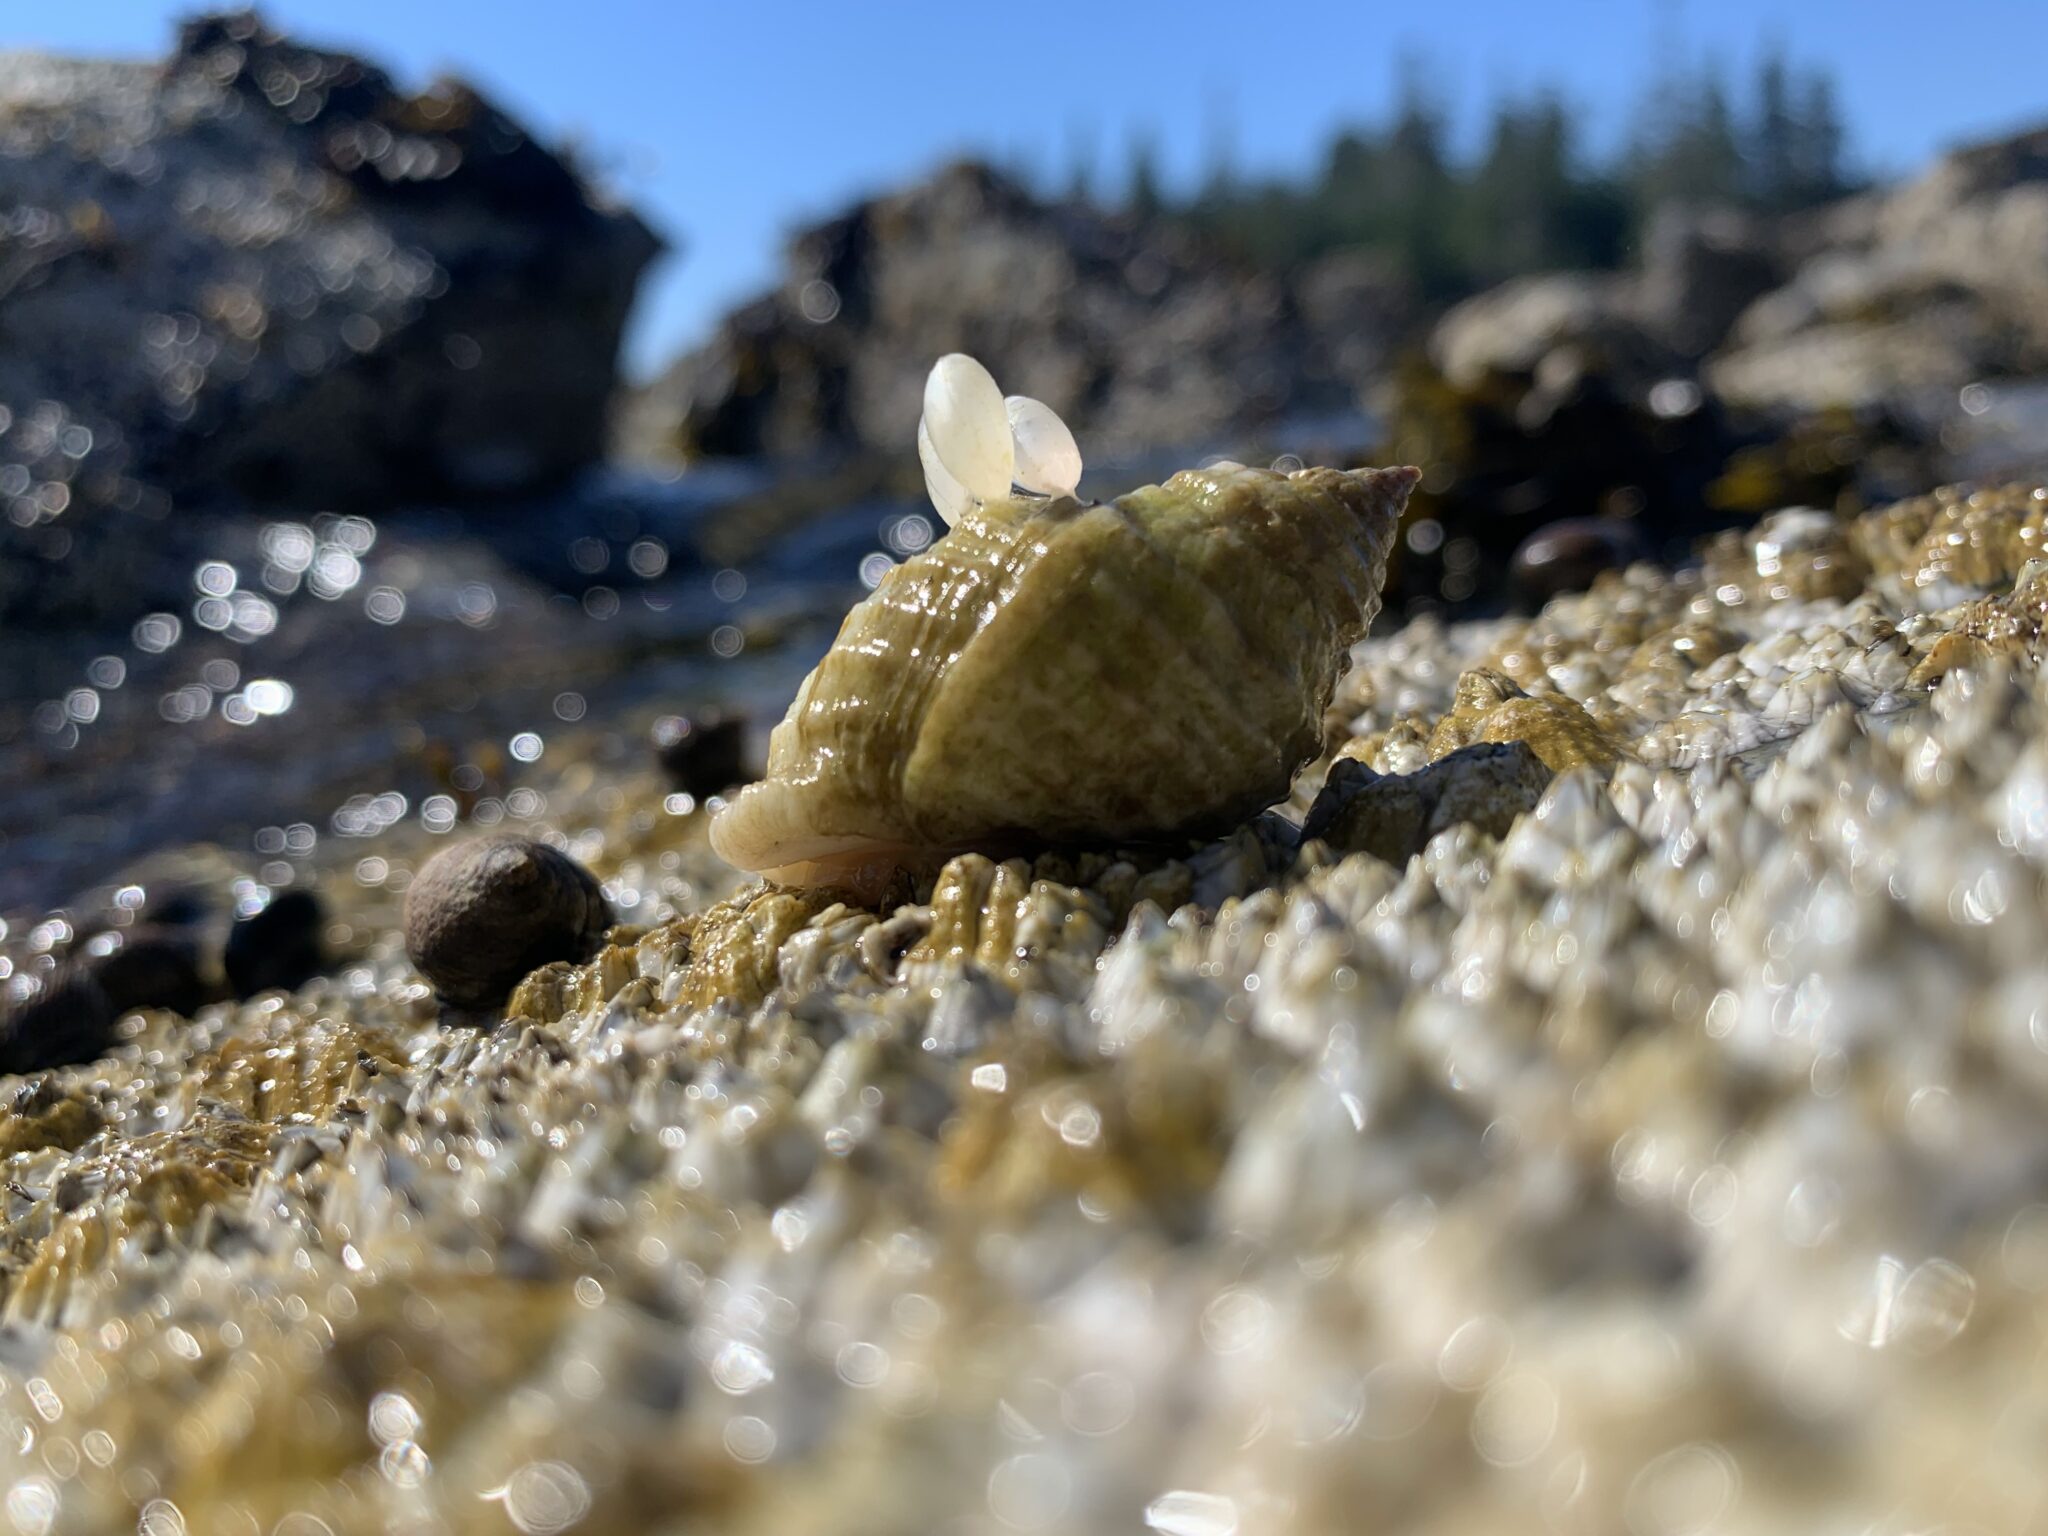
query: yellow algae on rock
1908 562 2048 685
184 1012 406 1123
0 1079 104 1157
1892 484 2048 593
3 1116 273 1326
933 1046 1226 1231
506 958 580 1024
904 852 1116 993
1426 667 1622 771
906 854 1034 973
673 888 842 1012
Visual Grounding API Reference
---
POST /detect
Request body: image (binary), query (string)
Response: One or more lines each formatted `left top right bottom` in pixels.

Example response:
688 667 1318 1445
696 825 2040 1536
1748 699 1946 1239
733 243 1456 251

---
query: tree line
1075 47 1857 299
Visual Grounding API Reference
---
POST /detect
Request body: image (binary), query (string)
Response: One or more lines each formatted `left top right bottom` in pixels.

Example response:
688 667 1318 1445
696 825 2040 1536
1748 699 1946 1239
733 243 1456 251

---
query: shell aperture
710 461 1420 889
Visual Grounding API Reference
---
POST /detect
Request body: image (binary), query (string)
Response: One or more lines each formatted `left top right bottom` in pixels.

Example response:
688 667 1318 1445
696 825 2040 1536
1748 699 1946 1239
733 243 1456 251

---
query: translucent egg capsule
919 353 1012 524
1005 395 1082 498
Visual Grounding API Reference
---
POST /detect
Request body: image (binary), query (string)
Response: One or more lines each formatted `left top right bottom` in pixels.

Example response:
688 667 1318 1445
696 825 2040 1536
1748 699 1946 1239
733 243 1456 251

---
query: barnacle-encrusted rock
184 1013 404 1123
1303 740 1554 863
3 1116 273 1327
712 462 1417 888
403 835 612 1008
903 853 1115 994
669 888 839 1013
15 481 2048 1532
1908 559 2048 685
0 1078 104 1158
1701 505 1871 603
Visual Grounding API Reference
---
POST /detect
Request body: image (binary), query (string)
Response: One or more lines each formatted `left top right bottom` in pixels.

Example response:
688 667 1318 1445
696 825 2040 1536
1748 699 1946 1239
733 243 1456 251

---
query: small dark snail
404 836 612 1010
0 926 210 1076
652 709 751 800
225 888 328 999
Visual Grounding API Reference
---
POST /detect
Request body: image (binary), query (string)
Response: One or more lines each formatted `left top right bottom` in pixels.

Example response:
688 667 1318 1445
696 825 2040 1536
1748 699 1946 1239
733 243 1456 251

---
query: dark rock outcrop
620 162 1355 468
0 10 659 516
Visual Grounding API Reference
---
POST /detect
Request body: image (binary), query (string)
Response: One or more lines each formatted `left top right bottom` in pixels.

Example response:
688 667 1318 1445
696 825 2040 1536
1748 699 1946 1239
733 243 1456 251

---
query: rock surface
0 10 657 515
0 926 210 1075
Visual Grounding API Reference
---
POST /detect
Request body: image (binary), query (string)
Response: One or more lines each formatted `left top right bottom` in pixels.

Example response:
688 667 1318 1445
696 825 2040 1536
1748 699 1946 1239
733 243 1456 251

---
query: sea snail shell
710 461 1419 889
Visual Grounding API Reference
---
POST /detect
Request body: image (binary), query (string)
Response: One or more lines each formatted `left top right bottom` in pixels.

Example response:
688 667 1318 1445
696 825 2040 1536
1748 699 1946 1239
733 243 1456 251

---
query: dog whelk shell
711 459 1419 888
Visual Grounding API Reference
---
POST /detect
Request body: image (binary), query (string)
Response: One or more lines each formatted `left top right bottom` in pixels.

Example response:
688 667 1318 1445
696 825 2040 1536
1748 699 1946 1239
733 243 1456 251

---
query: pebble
403 835 612 1009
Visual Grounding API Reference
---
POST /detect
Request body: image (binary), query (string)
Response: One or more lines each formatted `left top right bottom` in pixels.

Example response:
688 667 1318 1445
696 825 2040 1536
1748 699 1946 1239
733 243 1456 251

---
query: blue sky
17 2 2048 378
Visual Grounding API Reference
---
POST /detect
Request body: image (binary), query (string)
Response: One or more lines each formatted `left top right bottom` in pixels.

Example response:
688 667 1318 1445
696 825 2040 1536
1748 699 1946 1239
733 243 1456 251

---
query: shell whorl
711 463 1417 886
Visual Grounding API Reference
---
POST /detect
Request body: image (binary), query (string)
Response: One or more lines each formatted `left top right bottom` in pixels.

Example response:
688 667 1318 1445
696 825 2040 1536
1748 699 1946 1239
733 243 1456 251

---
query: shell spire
711 462 1419 890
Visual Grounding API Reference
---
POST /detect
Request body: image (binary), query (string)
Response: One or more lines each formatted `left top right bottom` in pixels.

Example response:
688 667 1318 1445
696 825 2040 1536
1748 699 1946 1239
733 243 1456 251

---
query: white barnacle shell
917 354 1084 524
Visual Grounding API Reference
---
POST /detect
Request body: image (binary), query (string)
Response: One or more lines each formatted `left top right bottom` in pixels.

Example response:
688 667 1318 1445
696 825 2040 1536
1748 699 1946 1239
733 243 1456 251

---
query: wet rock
1302 742 1553 864
1710 265 2018 416
0 10 657 517
224 889 328 999
1430 273 1678 397
1636 204 1784 360
652 711 751 800
404 836 612 1009
0 968 118 1078
1709 125 2048 422
0 1078 104 1156
1700 505 1870 604
1389 287 1738 615
1510 518 1652 604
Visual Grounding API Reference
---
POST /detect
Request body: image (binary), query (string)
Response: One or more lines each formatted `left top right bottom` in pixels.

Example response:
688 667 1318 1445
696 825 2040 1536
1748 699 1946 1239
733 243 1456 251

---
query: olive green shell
711 463 1417 887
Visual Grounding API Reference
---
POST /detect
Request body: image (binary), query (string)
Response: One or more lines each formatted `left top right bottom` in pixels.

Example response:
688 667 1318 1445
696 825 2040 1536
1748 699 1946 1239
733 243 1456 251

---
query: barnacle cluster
4 482 2048 1532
